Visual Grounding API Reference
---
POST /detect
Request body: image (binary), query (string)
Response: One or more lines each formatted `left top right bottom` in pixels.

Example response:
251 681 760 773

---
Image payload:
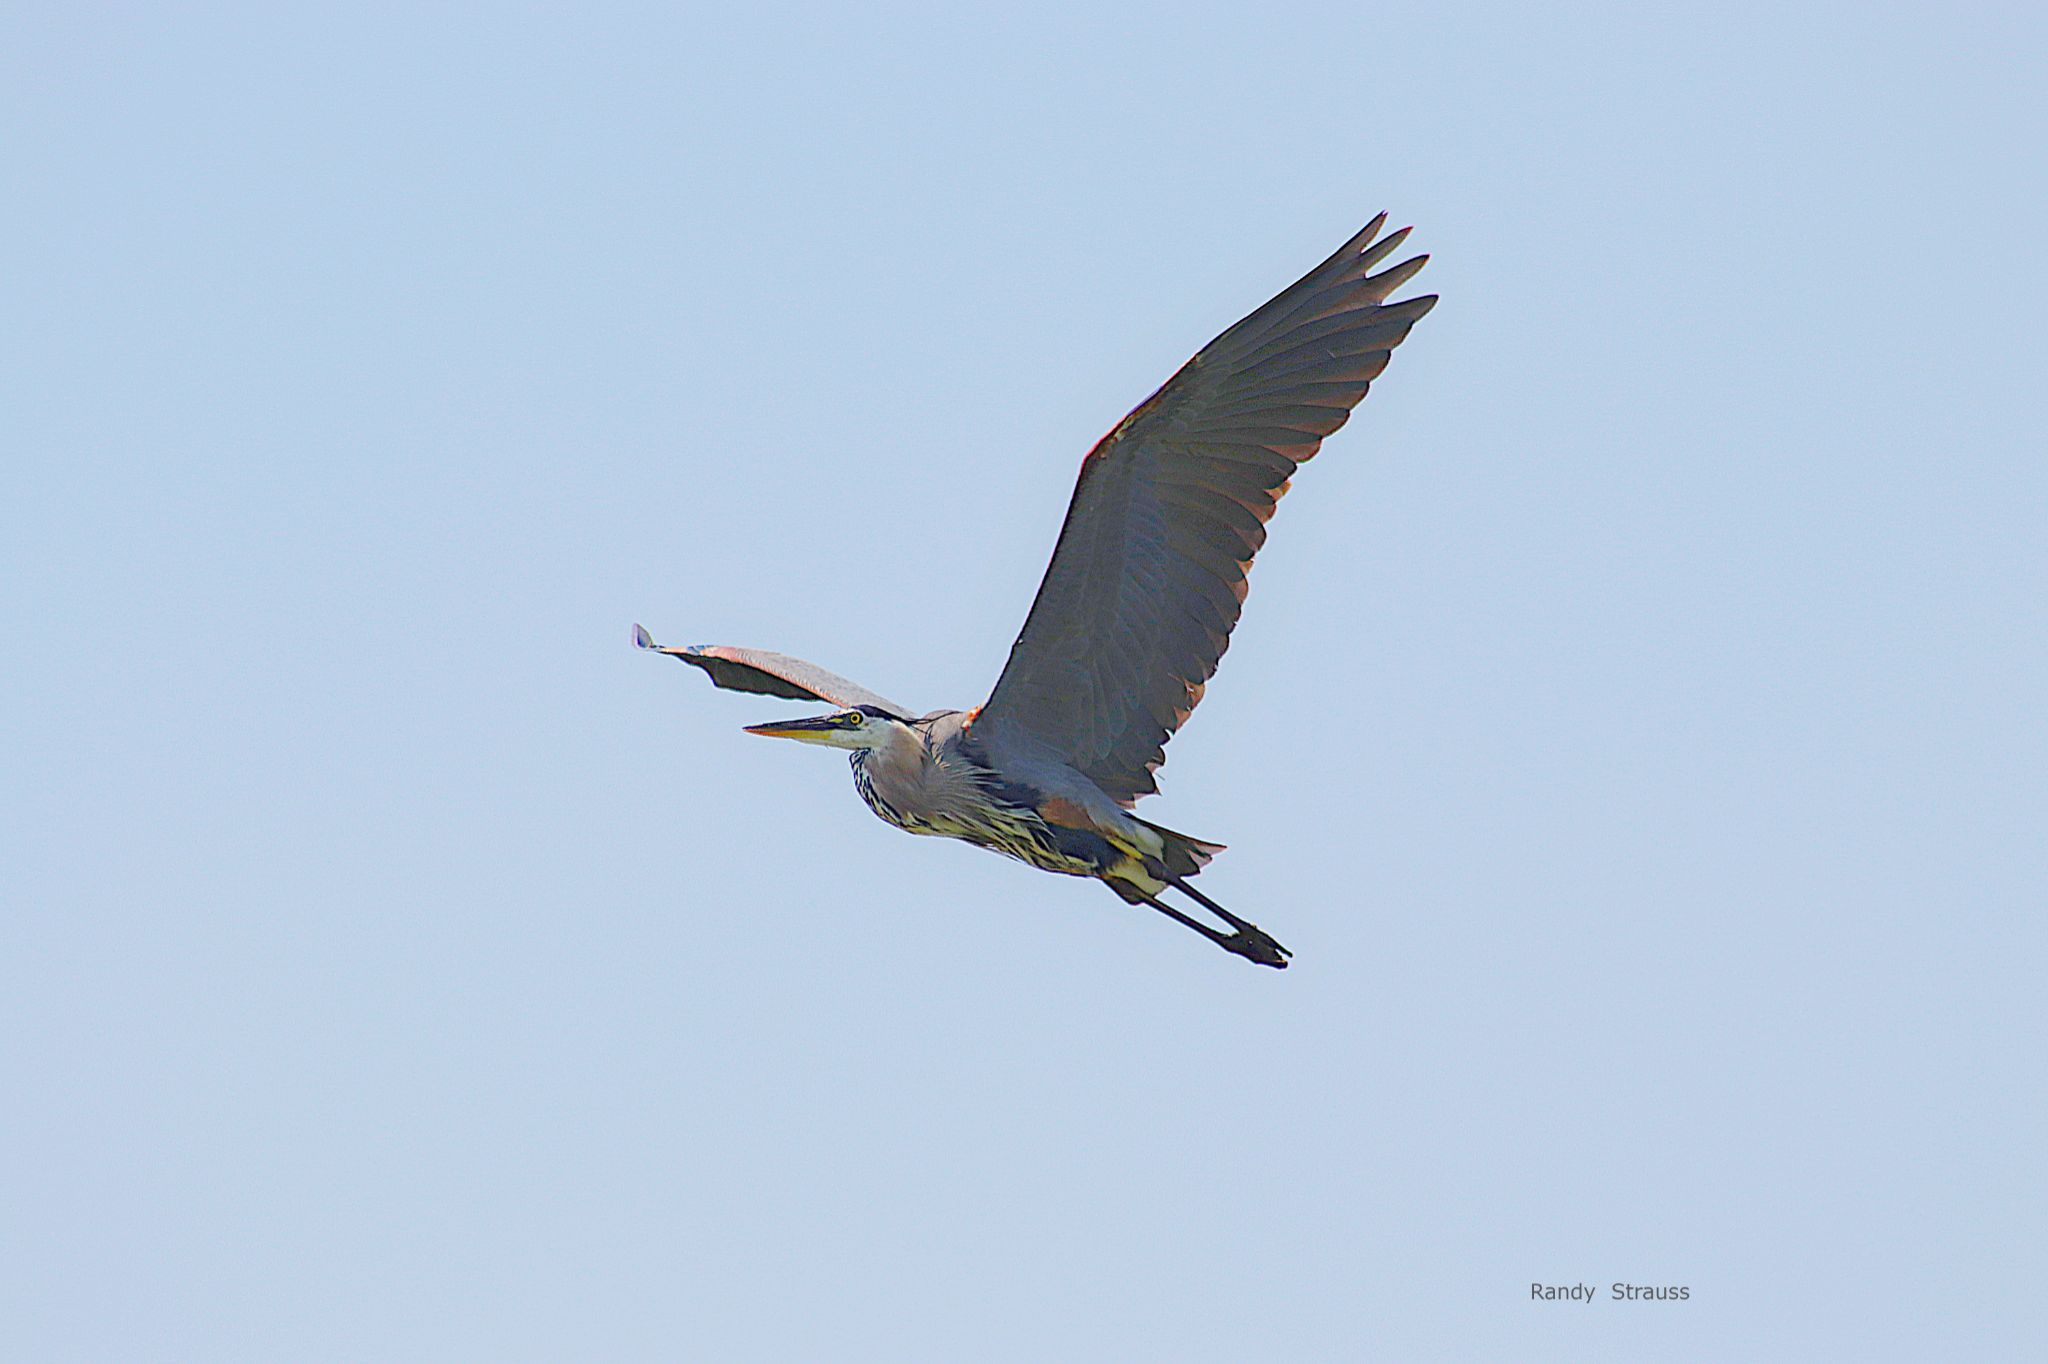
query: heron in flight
636 216 1434 967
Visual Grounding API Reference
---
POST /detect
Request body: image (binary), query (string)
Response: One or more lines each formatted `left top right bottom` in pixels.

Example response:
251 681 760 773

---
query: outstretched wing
975 217 1435 805
633 625 914 719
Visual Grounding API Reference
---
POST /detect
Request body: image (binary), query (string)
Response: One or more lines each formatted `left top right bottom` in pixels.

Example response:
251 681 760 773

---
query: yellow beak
742 717 840 741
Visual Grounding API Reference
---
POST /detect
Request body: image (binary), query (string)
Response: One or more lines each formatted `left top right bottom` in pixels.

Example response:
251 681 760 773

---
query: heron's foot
1223 925 1292 969
1157 874 1290 968
1127 884 1292 969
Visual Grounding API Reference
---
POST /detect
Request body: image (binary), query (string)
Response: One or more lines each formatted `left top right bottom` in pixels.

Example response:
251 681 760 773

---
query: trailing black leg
1165 876 1291 968
1127 882 1291 969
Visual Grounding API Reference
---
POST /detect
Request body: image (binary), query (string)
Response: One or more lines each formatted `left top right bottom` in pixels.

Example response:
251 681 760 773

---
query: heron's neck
848 719 930 816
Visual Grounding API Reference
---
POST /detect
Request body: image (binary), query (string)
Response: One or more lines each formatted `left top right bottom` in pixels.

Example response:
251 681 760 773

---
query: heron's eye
839 711 864 726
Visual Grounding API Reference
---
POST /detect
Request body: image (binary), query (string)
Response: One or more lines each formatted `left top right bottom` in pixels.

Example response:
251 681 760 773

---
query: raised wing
975 217 1435 805
633 625 914 719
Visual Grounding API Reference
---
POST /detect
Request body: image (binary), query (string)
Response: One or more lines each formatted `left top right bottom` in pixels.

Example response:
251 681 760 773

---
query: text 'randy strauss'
1532 1282 1690 1303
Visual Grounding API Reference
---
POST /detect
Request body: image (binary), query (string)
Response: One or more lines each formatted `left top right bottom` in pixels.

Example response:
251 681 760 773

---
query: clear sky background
5 3 2043 1360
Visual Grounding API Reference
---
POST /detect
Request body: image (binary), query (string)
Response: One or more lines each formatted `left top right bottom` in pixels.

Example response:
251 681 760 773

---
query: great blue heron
636 216 1434 967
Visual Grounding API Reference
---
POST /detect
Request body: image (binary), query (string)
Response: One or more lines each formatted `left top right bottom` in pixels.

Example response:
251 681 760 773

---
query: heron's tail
1138 819 1225 879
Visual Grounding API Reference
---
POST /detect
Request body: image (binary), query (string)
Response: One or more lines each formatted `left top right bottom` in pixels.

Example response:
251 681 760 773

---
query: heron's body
636 216 1437 967
845 709 1204 890
849 712 1114 880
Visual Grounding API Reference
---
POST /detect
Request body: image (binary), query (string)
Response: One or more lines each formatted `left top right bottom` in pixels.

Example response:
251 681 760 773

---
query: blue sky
5 3 2043 1359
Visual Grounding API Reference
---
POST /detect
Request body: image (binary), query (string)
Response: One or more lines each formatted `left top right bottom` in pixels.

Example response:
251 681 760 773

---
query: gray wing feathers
632 625 914 719
976 218 1435 804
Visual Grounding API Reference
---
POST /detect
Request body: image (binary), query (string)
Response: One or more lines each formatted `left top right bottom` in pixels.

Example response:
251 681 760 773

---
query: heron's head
743 705 904 751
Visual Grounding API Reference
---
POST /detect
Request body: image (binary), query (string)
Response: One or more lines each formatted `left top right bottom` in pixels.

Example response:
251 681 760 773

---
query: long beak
742 717 840 740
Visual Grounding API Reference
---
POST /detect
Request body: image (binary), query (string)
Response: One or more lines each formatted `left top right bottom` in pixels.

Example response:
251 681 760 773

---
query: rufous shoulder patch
1036 796 1098 830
